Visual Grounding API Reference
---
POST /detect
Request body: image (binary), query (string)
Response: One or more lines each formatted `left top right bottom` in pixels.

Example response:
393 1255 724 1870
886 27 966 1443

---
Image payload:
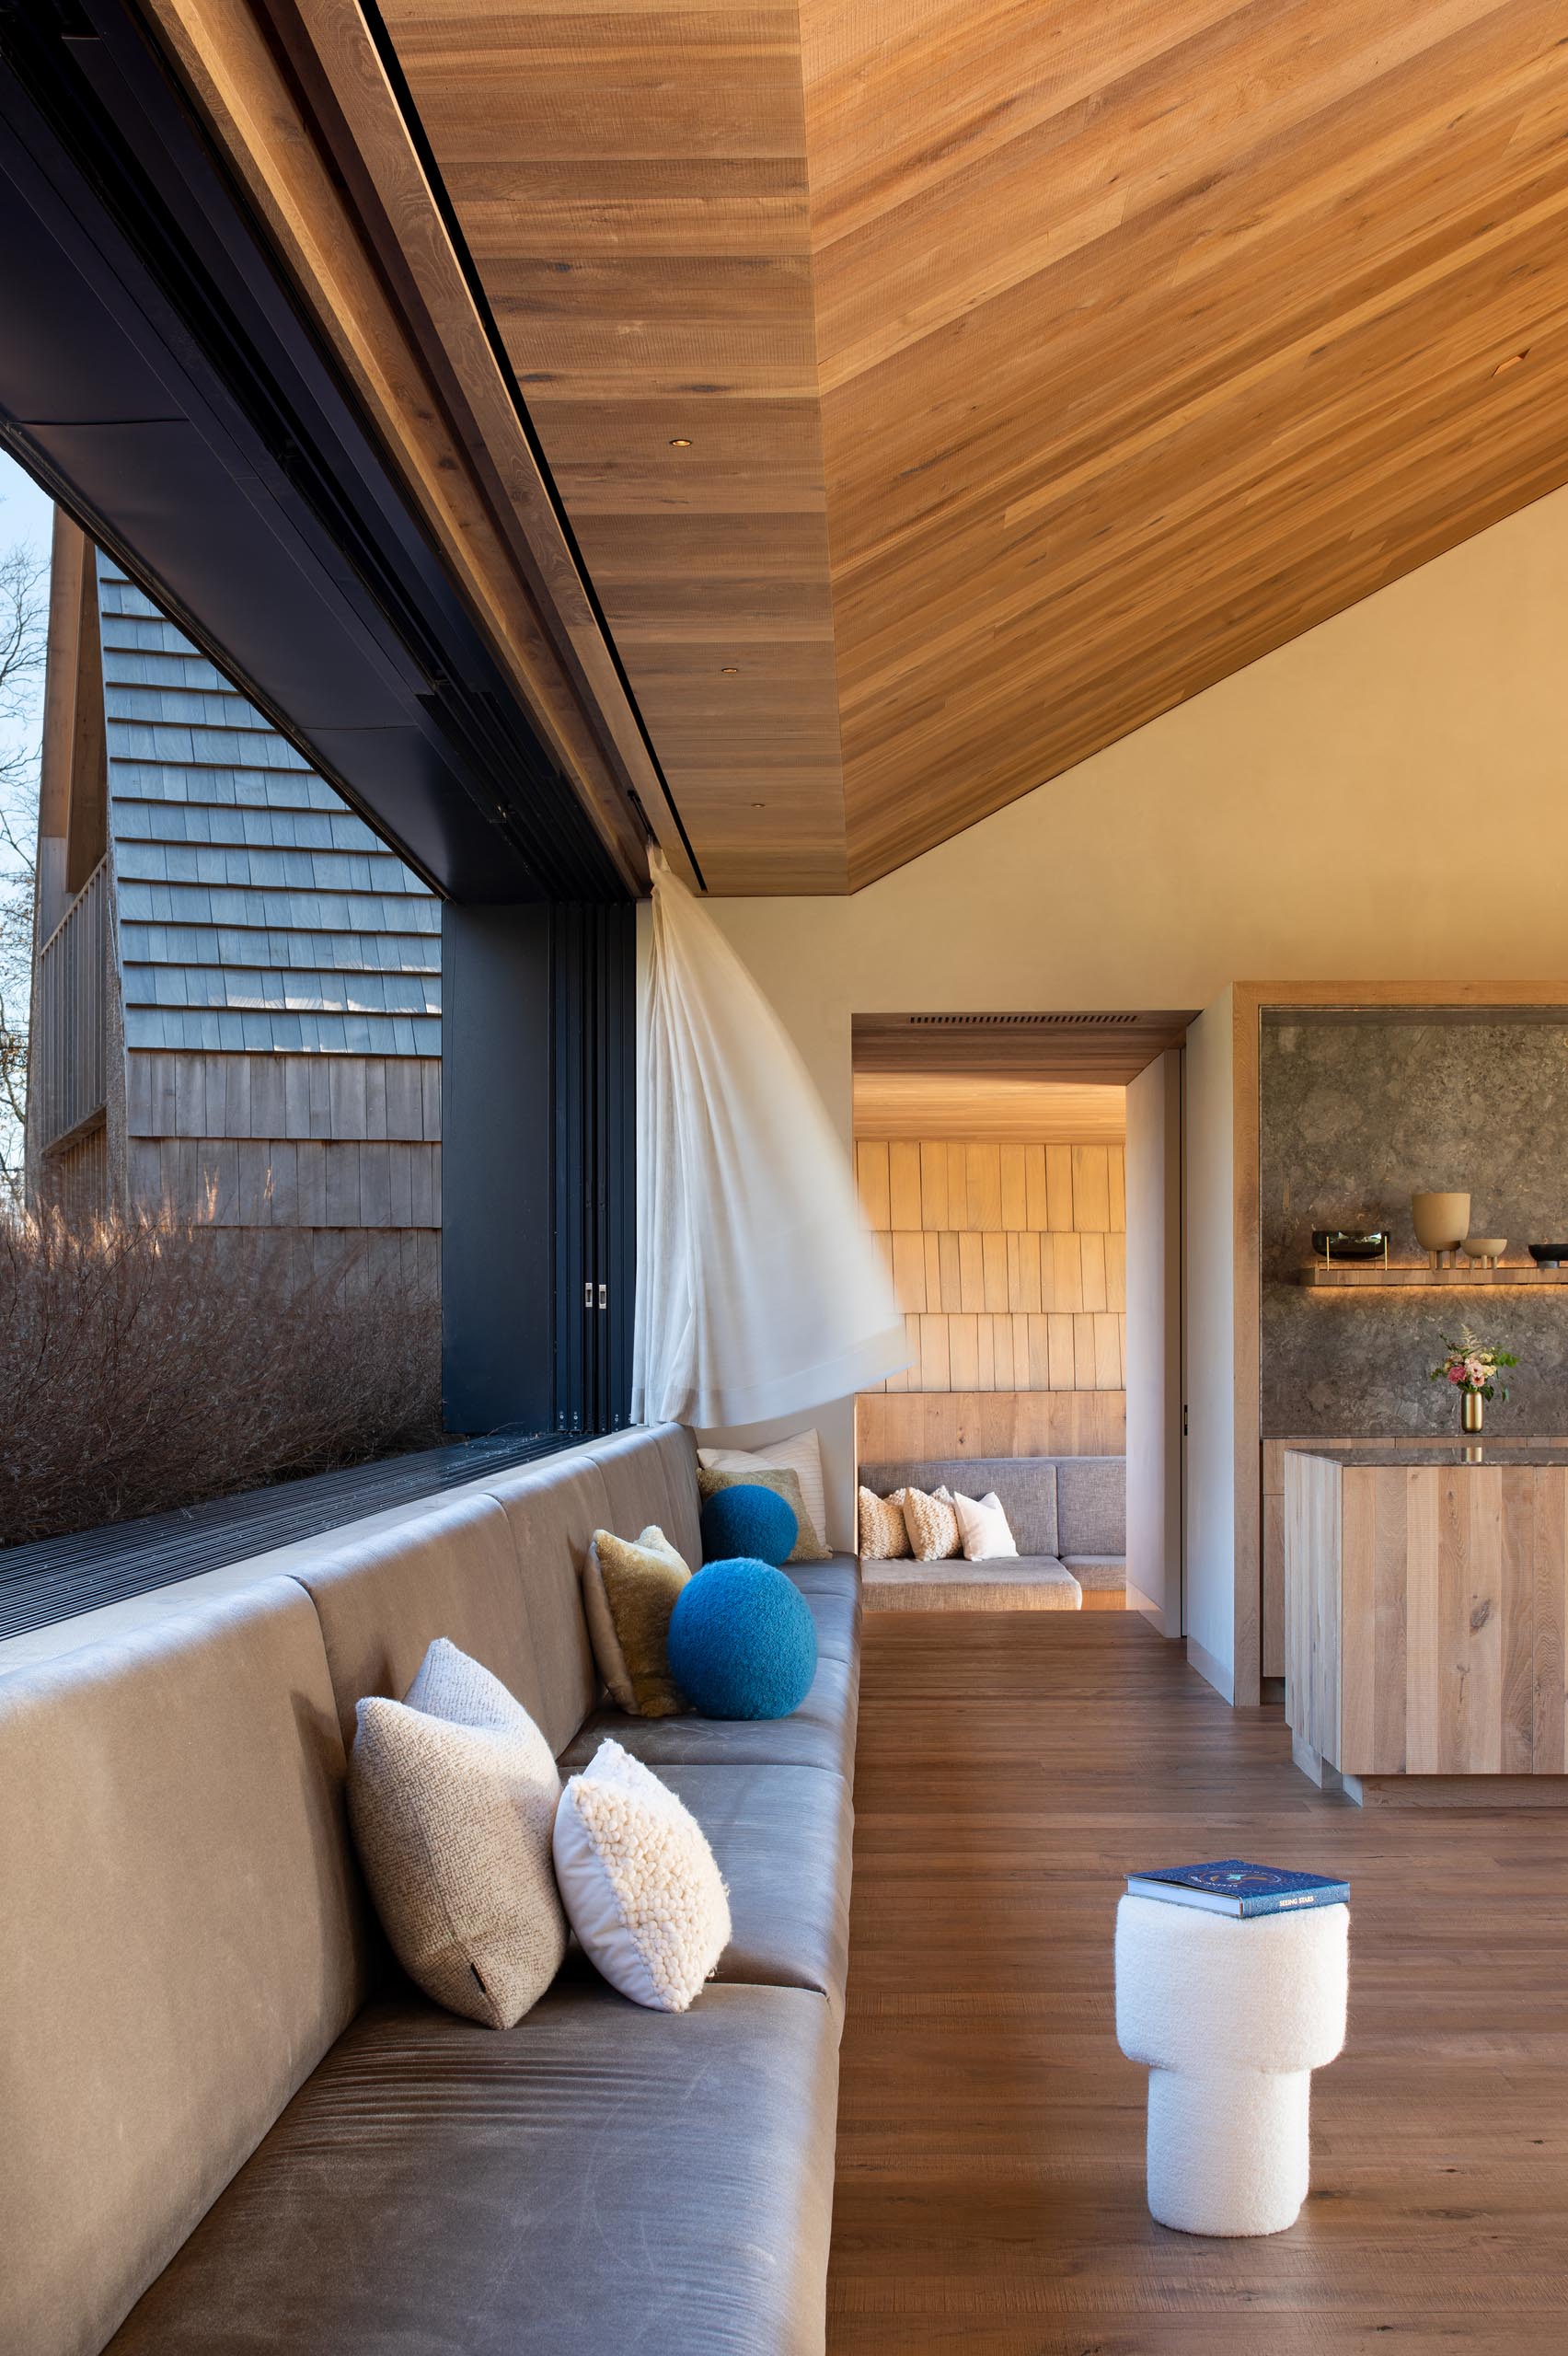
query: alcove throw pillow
582 1526 690 1716
553 1740 731 2012
951 1489 1020 1562
858 1485 911 1559
348 1638 567 2029
699 1477 797 1568
901 1484 963 1562
698 1428 831 1556
696 1462 826 1563
667 1556 818 1719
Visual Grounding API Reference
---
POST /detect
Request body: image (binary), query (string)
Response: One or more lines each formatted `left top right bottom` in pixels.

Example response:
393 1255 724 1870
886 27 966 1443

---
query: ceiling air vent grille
905 1011 1141 1028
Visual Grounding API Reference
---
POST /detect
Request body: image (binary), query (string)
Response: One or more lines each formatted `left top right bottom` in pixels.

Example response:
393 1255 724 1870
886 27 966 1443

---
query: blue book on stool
1126 1859 1350 1919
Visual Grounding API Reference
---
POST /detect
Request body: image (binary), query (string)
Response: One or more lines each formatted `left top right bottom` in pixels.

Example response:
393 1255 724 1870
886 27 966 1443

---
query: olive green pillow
583 1526 691 1717
695 1463 831 1563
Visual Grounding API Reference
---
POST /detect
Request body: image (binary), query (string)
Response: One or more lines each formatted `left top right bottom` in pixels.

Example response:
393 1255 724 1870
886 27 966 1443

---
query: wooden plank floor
828 1611 1568 2353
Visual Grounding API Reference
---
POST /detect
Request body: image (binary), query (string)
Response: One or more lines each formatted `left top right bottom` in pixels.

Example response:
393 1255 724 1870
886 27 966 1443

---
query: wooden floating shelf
1298 1263 1568 1288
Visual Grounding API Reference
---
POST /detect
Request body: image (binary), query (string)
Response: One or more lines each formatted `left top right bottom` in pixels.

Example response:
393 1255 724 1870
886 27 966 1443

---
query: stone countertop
1286 1442 1568 1467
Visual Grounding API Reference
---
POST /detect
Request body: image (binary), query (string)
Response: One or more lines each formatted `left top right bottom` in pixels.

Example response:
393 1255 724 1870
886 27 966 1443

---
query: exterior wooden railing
33 857 110 1151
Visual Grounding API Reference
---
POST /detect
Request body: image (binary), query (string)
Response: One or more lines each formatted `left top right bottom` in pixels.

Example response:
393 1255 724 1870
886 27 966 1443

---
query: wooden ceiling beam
853 1013 1194 1086
851 1074 1129 1142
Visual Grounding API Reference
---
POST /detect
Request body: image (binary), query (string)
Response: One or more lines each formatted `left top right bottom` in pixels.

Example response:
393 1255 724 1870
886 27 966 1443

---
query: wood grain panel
1286 1451 1568 1777
887 1140 922 1229
1264 1426 1568 1682
856 1390 1126 1462
1284 1449 1341 1762
1536 1470 1568 1771
854 1074 1126 1141
380 0 847 891
804 0 1568 885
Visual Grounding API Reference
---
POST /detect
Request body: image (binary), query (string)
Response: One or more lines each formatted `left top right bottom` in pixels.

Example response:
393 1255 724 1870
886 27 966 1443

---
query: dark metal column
442 901 634 1438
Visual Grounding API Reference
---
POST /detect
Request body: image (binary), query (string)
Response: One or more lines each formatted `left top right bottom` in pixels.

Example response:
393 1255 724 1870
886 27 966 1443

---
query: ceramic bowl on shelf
1310 1229 1389 1262
1461 1238 1507 1262
1412 1191 1470 1257
1528 1244 1568 1268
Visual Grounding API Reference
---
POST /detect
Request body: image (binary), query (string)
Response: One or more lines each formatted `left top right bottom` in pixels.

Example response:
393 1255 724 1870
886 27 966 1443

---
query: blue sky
0 446 53 566
1 448 52 775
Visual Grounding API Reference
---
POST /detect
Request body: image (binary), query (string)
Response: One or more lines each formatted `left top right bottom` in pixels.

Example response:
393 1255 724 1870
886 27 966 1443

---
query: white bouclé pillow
553 1740 731 2012
951 1489 1020 1562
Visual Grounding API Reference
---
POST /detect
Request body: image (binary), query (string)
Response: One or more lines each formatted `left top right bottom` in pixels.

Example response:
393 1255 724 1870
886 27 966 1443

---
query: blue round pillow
667 1557 817 1720
699 1481 797 1568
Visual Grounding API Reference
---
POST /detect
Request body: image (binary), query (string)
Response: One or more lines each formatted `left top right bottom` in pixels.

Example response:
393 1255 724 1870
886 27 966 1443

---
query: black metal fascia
0 0 629 905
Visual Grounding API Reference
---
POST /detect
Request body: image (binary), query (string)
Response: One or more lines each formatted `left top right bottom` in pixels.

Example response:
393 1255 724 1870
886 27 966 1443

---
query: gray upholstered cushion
781 1553 860 1601
1063 1554 1127 1592
775 1553 860 1661
1056 1457 1126 1556
860 1458 1059 1556
561 1647 859 1783
794 1586 859 1664
861 1556 1081 1609
294 1489 550 1756
105 1982 838 2356
573 1424 705 1577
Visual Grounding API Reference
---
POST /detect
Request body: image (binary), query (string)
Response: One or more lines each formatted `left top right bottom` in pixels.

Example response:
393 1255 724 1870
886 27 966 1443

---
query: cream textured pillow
348 1639 567 2029
901 1484 963 1562
553 1740 731 2012
582 1525 690 1716
858 1484 911 1559
698 1428 832 1557
951 1489 1020 1562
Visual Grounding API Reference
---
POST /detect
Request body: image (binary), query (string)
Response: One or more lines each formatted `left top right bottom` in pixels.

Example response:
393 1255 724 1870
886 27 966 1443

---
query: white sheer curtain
631 856 906 1428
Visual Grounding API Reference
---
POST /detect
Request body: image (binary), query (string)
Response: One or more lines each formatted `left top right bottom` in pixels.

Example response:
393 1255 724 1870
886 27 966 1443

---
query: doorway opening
850 1012 1192 1628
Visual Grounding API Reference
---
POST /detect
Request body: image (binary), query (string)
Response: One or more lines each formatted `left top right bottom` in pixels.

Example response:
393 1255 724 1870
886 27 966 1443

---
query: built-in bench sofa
859 1453 1126 1608
0 1424 859 2356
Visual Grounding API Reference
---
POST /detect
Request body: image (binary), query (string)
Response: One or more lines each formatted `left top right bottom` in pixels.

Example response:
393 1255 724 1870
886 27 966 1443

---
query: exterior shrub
0 1209 442 1547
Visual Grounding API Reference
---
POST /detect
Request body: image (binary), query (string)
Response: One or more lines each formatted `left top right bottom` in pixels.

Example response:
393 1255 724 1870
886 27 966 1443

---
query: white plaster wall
642 483 1568 1572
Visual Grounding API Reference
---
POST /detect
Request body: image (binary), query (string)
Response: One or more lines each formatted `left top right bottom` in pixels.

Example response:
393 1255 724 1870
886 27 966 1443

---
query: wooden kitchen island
1285 1444 1568 1802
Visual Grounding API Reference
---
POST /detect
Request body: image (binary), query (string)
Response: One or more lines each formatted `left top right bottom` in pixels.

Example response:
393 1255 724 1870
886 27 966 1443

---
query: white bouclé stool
1114 1894 1348 2236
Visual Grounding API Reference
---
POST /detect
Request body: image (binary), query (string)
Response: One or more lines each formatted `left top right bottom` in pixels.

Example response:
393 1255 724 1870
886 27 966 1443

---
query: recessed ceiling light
751 800 767 808
1493 351 1529 377
721 665 741 675
668 435 693 447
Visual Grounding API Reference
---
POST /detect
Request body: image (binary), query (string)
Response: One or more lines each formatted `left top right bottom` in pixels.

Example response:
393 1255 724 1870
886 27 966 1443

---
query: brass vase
1461 1390 1483 1435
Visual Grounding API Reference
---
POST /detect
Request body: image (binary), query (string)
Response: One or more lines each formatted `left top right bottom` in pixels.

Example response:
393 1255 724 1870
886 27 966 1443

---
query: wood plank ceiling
852 1074 1127 1141
372 4 1568 893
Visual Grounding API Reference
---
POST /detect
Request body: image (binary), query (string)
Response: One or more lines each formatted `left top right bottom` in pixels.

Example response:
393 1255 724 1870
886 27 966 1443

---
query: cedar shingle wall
99 560 440 1256
857 1138 1126 1393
